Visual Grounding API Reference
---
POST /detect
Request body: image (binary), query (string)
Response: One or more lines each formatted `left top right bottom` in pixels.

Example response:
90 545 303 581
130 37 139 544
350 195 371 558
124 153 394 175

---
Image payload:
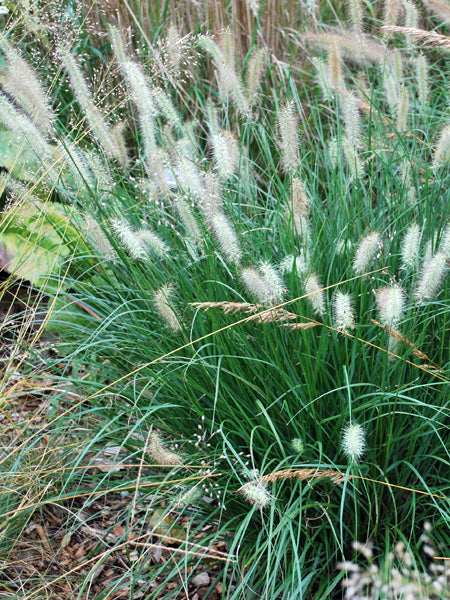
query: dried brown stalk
190 301 262 315
190 301 313 326
371 319 432 362
260 468 346 485
381 26 450 50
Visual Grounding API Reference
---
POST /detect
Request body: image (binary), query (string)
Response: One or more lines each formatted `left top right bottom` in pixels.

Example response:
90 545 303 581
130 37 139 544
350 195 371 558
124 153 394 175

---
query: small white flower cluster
338 532 449 599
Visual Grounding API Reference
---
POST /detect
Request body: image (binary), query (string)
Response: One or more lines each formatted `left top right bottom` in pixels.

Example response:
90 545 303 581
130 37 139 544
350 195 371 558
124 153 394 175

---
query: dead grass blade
190 301 317 327
381 26 450 49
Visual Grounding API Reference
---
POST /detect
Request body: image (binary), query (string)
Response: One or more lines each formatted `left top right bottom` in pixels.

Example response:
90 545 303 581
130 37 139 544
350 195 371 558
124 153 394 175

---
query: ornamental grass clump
0 5 448 598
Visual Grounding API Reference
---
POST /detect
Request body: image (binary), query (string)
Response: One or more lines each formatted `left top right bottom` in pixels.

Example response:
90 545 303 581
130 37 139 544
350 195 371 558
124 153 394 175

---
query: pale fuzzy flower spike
414 252 447 303
415 54 429 106
239 481 272 509
277 100 299 174
401 223 421 271
241 267 272 306
333 291 354 331
353 232 382 275
148 432 183 466
210 212 242 265
340 90 362 148
153 284 182 332
59 48 122 163
439 223 450 258
2 41 55 134
376 285 405 327
305 273 326 315
291 178 310 219
111 218 148 260
342 422 366 463
210 129 239 180
433 124 450 167
135 229 169 258
246 47 266 102
258 262 285 305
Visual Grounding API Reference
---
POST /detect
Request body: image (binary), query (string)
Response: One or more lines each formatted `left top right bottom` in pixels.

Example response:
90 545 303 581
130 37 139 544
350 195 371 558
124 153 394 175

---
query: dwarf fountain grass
432 123 450 167
0 9 449 599
246 47 266 103
401 222 422 270
376 284 405 327
210 211 242 265
342 422 366 463
353 232 382 275
327 40 345 93
415 251 447 302
334 291 354 331
153 284 182 331
415 53 430 105
305 272 326 315
1 40 55 134
209 128 239 181
340 89 362 148
276 99 300 174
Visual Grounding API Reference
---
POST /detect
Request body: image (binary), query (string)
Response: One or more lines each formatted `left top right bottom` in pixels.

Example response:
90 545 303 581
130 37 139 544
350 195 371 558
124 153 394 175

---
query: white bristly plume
401 223 421 270
342 422 366 463
353 232 382 275
210 212 242 266
153 284 182 331
376 285 405 327
305 273 325 315
415 252 447 302
334 291 354 331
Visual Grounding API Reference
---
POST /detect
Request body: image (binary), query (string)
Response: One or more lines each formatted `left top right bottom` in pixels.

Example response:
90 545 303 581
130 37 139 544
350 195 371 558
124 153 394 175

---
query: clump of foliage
0 0 449 597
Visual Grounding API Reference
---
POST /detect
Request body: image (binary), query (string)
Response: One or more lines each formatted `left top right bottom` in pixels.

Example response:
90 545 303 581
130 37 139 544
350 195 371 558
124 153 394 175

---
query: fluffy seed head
340 90 362 148
401 223 421 270
279 253 308 277
277 100 299 174
342 422 366 463
415 54 429 105
396 86 410 131
241 267 272 305
210 129 239 180
210 212 242 265
2 42 55 134
439 223 450 258
414 252 447 302
334 291 355 331
353 232 382 275
239 481 272 508
312 56 333 101
111 218 148 260
148 432 183 466
83 215 116 260
153 284 182 331
291 438 304 454
382 0 402 36
305 273 326 315
246 47 266 102
258 262 285 305
135 229 169 258
291 178 310 219
376 285 405 326
327 41 344 93
347 0 364 33
423 0 450 25
433 124 450 167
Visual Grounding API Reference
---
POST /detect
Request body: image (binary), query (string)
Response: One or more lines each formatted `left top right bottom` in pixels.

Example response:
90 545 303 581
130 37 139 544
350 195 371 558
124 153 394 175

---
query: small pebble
192 572 210 587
